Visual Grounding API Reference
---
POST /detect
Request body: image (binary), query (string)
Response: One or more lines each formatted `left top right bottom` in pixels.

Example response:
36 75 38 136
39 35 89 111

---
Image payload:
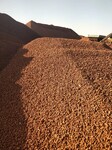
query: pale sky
0 0 112 36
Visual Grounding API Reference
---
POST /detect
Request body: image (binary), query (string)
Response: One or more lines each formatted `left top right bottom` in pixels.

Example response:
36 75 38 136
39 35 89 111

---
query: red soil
26 21 81 39
0 38 111 149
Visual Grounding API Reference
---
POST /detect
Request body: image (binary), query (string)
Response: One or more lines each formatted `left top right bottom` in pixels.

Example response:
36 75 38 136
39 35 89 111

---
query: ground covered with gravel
0 38 112 149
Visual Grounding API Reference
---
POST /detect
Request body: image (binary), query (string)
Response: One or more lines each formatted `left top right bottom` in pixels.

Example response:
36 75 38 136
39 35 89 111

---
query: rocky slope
0 38 111 149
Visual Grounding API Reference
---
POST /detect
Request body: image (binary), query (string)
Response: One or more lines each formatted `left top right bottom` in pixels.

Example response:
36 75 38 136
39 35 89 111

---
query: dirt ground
0 38 112 149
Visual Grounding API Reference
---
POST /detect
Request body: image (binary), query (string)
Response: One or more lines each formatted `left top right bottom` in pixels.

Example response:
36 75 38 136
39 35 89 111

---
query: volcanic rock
0 38 111 149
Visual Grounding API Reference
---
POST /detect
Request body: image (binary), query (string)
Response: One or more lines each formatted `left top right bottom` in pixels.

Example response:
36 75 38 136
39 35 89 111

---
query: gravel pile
0 13 40 44
0 38 111 149
26 21 81 39
0 13 41 72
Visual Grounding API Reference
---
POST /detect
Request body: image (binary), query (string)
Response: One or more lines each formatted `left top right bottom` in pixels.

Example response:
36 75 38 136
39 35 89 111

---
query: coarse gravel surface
0 38 112 150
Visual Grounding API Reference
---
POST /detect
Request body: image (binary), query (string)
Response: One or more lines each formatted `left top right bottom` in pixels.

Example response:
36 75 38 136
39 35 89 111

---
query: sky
0 0 112 36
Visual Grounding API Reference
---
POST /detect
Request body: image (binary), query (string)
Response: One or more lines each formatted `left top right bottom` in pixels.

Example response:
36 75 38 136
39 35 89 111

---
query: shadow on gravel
66 50 112 103
0 40 22 72
0 48 33 149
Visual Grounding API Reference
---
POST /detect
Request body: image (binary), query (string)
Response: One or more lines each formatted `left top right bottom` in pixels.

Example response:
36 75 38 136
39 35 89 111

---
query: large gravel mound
0 13 40 71
0 13 41 72
0 13 40 43
26 21 81 39
0 38 111 149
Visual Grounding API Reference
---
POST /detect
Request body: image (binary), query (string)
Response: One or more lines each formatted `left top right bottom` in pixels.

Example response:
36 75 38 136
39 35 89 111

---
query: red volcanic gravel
0 38 112 149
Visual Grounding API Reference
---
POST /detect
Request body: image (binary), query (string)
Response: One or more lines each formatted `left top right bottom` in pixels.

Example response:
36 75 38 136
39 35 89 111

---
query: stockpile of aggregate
26 21 81 39
0 38 111 149
0 13 40 71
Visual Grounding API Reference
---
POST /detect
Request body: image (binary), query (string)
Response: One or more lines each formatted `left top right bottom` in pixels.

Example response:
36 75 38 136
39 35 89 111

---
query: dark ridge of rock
26 20 81 39
0 13 41 71
0 13 40 43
